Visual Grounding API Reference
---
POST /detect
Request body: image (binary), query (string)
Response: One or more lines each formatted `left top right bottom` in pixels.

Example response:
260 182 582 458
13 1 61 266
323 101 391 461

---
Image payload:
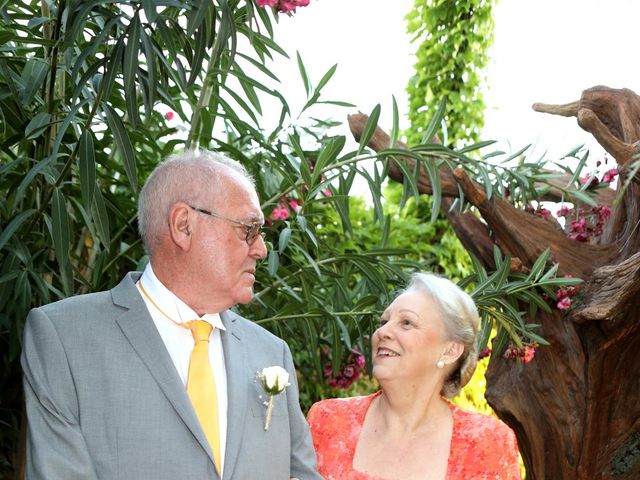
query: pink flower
165 111 174 120
602 168 618 183
279 0 309 12
478 347 491 360
570 218 587 233
557 205 570 217
557 296 572 310
257 0 310 13
288 199 300 212
581 175 599 189
270 204 289 221
598 205 611 219
521 346 536 364
569 232 589 242
537 207 551 217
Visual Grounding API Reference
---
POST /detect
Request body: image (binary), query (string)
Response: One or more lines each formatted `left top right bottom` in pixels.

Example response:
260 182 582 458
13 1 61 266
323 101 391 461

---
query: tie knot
187 320 213 343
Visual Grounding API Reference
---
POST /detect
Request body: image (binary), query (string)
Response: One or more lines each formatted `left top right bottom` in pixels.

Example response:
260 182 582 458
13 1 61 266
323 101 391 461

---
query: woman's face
372 291 451 383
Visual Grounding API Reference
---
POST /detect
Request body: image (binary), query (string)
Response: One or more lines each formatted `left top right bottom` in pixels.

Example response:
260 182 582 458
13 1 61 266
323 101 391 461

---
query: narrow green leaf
187 20 208 87
314 63 337 94
421 97 446 144
92 187 111 247
389 95 399 147
139 29 157 116
51 188 70 271
104 105 138 192
142 0 157 23
20 58 49 106
357 104 381 155
79 131 96 208
296 51 311 96
24 112 52 140
569 188 598 207
422 157 441 223
278 227 292 253
267 250 279 276
0 210 37 252
313 136 345 184
100 36 125 100
14 156 54 207
186 0 209 36
123 14 141 127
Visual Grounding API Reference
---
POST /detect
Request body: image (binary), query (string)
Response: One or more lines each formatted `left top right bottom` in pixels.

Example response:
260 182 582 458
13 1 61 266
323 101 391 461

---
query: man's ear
442 342 464 366
168 203 193 251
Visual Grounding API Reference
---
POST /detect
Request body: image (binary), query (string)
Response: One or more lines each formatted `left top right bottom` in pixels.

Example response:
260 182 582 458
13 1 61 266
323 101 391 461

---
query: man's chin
234 288 255 305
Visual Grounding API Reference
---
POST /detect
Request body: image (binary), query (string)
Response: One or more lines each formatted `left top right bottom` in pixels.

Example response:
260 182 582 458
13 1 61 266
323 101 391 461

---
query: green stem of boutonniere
264 395 274 431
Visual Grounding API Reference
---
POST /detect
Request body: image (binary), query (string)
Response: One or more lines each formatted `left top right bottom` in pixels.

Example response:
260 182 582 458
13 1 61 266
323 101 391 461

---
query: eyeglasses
189 205 265 245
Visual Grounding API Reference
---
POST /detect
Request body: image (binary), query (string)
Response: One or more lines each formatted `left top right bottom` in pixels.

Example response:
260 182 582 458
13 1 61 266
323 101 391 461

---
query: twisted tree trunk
349 86 640 479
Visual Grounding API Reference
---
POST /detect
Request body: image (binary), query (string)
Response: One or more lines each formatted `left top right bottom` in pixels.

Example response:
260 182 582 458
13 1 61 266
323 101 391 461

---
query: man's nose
251 234 268 259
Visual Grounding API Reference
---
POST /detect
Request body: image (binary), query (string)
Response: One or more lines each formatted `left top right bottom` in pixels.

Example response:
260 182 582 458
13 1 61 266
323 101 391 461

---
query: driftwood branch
572 251 640 325
533 86 640 167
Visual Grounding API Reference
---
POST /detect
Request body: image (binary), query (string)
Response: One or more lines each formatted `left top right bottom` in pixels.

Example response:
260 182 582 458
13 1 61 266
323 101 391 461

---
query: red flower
165 111 174 120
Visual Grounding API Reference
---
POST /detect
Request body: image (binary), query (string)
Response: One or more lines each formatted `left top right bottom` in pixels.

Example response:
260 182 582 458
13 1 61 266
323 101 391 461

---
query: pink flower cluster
256 0 310 13
323 347 366 389
555 280 579 311
526 204 552 218
268 197 301 223
503 342 538 364
557 204 612 242
581 168 618 188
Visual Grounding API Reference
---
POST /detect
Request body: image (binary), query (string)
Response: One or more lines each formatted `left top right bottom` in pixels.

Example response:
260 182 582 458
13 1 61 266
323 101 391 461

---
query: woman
307 273 521 479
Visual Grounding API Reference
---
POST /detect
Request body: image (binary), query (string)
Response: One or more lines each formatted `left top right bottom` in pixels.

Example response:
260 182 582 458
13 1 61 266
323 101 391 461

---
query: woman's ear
442 342 464 366
168 203 193 251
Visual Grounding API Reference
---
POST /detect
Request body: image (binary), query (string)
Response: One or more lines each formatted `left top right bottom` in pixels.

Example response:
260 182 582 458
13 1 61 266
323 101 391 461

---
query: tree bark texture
349 86 640 479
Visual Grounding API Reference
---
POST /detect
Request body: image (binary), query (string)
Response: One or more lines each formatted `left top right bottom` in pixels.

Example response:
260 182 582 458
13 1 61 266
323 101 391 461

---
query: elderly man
21 150 321 479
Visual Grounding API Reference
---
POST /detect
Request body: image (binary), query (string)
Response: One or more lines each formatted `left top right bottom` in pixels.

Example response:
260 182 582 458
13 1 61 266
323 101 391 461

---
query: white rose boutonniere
258 366 290 431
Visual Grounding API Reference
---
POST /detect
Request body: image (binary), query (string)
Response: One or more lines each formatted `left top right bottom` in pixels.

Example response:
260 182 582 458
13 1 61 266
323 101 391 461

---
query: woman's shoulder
448 405 522 478
309 392 379 417
451 404 516 440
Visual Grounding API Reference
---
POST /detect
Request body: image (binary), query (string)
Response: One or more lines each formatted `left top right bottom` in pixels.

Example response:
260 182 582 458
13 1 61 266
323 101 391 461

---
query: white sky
269 0 640 166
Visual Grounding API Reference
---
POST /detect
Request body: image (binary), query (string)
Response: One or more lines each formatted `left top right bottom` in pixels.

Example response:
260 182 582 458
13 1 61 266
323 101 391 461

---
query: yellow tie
186 320 221 475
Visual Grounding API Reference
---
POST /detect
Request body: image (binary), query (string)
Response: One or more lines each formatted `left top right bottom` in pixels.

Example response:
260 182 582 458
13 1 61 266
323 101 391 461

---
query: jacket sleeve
21 308 99 480
283 342 323 480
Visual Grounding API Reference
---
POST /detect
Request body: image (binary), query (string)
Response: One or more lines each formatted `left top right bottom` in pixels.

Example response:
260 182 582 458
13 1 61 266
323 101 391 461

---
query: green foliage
0 1 424 472
406 0 495 147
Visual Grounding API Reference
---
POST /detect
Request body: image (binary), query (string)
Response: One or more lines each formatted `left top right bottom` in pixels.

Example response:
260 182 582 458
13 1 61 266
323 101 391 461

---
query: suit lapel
111 273 217 468
220 310 249 480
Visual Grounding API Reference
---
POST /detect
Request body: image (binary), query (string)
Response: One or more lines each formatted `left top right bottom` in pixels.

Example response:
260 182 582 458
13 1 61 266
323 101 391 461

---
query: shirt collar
138 262 226 331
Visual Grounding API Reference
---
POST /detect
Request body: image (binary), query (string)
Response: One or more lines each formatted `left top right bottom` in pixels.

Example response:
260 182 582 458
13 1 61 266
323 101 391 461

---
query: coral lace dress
307 391 521 480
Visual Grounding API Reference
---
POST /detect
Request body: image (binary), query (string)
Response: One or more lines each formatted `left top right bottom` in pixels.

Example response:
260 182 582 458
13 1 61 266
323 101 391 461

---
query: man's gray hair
137 149 254 256
401 272 480 398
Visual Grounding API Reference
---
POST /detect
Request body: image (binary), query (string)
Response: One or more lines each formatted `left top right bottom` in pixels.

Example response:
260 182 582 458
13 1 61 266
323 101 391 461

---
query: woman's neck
375 381 450 434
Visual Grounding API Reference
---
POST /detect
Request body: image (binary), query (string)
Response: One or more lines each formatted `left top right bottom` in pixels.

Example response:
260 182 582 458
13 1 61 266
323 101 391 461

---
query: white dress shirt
136 263 228 475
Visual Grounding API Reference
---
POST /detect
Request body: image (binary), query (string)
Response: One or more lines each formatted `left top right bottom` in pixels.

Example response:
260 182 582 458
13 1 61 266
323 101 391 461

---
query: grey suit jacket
21 272 321 480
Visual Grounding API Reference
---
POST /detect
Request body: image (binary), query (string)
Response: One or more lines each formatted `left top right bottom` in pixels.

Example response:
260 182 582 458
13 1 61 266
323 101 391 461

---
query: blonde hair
402 272 480 398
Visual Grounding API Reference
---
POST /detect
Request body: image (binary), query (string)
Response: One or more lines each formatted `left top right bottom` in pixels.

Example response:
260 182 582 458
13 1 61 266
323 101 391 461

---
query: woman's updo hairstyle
402 272 480 398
